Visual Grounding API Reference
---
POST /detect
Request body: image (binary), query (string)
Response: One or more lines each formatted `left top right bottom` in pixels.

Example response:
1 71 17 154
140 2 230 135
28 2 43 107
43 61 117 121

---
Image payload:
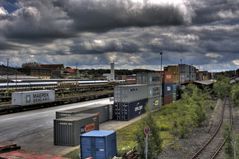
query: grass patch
64 148 80 159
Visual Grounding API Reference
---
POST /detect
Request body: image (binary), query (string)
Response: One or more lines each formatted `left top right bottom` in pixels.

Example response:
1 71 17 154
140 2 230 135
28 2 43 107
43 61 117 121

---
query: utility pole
179 59 182 84
160 51 163 72
6 58 9 91
160 51 163 102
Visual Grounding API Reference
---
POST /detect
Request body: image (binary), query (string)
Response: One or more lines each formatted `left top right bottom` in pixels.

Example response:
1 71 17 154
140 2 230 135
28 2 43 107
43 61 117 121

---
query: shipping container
56 104 111 123
147 85 162 98
173 93 177 101
114 84 148 103
163 94 173 105
80 130 117 159
54 114 99 146
12 90 55 106
148 96 162 111
113 98 148 121
163 83 175 96
136 72 162 85
164 72 179 84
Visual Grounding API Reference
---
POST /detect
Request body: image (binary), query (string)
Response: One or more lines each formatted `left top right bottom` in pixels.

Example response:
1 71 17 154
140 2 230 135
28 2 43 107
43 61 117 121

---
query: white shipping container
12 90 55 106
114 84 148 103
147 85 162 98
137 73 162 85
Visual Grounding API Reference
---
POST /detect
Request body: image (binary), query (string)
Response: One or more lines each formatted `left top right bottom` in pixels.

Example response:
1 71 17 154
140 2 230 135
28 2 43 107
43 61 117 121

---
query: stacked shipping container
137 72 162 111
163 66 180 104
113 84 148 120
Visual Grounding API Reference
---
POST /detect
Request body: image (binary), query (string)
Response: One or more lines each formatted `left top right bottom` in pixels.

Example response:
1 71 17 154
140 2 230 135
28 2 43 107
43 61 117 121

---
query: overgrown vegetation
117 84 214 154
213 76 231 98
135 108 162 158
231 83 239 107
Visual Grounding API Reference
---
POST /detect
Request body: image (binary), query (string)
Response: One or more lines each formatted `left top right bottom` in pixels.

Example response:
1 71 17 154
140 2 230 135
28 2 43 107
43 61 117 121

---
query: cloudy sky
0 0 239 71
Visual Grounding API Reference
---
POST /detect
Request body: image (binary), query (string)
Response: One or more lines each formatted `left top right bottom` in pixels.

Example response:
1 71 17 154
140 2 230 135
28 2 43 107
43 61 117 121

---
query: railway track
190 98 233 159
0 91 113 115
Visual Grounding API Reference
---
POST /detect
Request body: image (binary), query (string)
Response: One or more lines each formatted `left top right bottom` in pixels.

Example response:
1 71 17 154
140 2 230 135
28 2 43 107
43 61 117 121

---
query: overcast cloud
0 0 239 71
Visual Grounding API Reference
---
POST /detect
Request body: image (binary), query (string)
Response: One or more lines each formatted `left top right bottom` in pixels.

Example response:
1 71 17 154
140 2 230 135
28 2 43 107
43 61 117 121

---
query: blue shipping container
163 83 177 96
80 130 117 159
113 98 148 121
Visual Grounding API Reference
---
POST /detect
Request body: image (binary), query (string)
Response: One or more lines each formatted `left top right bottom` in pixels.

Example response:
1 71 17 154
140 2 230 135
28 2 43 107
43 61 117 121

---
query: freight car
11 90 55 106
0 80 124 91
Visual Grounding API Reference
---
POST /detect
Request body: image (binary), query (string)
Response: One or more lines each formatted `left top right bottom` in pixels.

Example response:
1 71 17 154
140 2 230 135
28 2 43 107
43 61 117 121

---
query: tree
231 84 239 107
135 107 162 159
213 76 231 98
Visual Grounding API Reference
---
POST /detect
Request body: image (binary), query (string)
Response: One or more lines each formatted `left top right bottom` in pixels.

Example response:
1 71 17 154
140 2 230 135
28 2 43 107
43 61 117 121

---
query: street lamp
6 58 9 91
160 51 163 72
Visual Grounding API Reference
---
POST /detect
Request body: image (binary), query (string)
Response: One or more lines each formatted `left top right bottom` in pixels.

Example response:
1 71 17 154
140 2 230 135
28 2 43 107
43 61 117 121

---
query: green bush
213 76 231 98
231 84 239 107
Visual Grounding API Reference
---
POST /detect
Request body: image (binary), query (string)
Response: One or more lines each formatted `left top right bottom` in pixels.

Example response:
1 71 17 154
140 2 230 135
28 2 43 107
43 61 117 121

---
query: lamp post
6 58 9 91
160 51 163 104
160 51 163 72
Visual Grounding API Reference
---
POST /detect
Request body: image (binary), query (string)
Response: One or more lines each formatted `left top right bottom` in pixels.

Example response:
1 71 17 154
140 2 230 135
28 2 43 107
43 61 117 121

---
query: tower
110 62 115 81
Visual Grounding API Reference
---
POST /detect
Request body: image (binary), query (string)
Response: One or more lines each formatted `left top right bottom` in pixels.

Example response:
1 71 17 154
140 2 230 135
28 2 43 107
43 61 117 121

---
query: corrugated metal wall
113 98 148 121
114 84 148 103
56 104 111 123
80 131 117 159
54 114 99 146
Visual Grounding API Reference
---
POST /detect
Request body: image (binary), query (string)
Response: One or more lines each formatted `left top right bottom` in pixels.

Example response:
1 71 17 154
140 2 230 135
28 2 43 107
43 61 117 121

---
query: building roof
81 130 115 137
194 80 214 85
40 64 64 69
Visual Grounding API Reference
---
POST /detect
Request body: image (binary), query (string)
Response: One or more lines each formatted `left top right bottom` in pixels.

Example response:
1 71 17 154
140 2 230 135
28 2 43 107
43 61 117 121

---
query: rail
190 98 229 159
209 99 233 159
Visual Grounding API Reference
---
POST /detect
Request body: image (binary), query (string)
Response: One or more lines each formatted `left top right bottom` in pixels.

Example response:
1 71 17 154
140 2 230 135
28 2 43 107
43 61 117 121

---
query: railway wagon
11 90 55 106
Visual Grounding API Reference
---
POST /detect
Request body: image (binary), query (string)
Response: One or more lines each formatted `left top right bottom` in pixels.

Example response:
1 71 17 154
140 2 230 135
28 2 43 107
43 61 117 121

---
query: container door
106 133 117 159
95 137 106 159
81 137 93 158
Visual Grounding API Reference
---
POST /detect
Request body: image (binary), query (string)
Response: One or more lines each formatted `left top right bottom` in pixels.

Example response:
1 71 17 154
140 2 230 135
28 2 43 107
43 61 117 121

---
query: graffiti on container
32 93 50 103
81 123 95 133
154 100 159 106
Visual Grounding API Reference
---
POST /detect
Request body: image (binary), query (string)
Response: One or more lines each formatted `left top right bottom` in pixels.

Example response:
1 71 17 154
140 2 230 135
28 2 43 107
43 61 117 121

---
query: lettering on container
167 86 171 91
135 105 143 112
59 122 72 126
32 92 50 103
60 114 71 117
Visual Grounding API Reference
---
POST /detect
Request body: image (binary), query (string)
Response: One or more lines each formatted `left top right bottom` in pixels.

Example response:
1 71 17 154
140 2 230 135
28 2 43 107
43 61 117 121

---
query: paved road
0 98 112 155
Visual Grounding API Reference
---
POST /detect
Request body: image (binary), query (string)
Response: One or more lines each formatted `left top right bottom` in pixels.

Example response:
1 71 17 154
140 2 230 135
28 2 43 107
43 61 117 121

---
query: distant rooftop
194 80 214 85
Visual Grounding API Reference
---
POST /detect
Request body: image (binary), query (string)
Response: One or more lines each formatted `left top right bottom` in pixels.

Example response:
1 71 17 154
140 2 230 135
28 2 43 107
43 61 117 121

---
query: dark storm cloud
0 0 239 71
0 0 191 43
0 0 73 41
57 0 187 32
192 0 239 24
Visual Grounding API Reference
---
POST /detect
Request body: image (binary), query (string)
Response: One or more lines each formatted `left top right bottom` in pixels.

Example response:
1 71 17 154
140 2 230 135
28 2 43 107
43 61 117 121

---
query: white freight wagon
11 90 55 106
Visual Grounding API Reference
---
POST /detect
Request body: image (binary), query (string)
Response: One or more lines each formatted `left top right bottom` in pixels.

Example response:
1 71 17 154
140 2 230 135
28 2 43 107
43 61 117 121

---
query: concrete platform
0 98 112 155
